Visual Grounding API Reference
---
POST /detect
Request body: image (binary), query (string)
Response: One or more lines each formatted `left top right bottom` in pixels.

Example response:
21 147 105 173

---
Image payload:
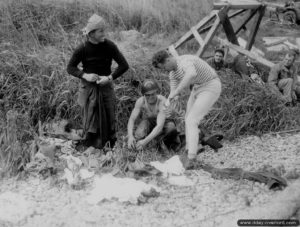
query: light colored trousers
185 78 222 159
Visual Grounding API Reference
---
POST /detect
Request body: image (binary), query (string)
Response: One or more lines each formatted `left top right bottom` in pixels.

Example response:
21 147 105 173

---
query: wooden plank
222 15 239 45
246 6 266 50
197 6 230 57
197 16 221 57
191 26 205 46
228 9 247 19
198 9 247 35
168 45 179 57
218 37 274 68
234 8 259 35
214 0 262 10
173 10 217 49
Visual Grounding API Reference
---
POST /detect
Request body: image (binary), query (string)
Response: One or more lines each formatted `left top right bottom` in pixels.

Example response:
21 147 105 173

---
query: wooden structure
168 0 275 68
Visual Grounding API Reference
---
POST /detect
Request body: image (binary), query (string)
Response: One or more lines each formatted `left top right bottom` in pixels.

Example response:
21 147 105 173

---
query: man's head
152 50 177 72
83 14 107 43
214 48 225 63
141 80 159 104
283 50 298 68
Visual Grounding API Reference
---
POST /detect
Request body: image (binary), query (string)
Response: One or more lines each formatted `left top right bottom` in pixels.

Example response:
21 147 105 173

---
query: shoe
201 134 223 151
180 155 198 170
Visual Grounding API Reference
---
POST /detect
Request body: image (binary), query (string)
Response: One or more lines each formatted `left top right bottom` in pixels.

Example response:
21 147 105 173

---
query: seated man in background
268 50 300 105
206 48 228 71
127 80 179 151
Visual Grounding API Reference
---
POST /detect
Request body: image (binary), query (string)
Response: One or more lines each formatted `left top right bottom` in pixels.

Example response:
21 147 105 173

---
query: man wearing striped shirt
127 80 179 151
152 51 222 169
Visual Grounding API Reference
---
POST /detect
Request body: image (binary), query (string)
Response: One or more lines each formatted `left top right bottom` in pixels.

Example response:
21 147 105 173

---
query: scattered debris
42 119 82 141
150 155 184 176
86 174 160 204
60 155 94 188
263 37 300 52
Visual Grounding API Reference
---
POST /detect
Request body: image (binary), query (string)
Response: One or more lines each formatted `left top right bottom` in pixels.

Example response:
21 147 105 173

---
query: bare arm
171 62 197 98
127 98 142 138
141 102 166 146
268 65 280 92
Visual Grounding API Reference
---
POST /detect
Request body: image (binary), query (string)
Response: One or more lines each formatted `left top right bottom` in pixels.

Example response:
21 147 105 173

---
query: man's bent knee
164 121 176 134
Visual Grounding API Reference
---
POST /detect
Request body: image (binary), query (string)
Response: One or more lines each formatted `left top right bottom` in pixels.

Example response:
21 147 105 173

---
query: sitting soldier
127 80 180 151
206 48 228 71
268 50 300 105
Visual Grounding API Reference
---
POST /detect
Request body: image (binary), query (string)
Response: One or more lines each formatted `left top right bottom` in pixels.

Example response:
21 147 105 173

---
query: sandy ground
0 132 299 227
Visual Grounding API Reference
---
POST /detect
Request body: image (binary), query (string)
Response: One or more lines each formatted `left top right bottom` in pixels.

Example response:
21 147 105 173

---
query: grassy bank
0 0 300 175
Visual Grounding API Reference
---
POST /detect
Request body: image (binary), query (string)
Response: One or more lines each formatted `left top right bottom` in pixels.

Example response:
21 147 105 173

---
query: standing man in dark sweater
67 14 129 149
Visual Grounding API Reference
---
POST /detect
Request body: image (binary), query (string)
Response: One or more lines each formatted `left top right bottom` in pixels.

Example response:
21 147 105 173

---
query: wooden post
246 5 266 50
222 15 239 45
198 9 247 35
173 10 217 49
197 6 230 57
168 45 179 57
234 8 259 35
197 16 221 57
191 26 205 47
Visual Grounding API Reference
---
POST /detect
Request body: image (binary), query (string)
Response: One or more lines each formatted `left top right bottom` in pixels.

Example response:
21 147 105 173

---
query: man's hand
128 136 136 149
168 91 177 100
136 140 147 151
82 73 98 82
164 94 178 108
96 76 111 85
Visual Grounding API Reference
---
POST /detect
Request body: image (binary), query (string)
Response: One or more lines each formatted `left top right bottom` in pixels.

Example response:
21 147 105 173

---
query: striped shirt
169 55 218 91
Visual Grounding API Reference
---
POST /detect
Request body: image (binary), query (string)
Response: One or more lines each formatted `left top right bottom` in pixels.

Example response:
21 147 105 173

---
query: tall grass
0 0 300 176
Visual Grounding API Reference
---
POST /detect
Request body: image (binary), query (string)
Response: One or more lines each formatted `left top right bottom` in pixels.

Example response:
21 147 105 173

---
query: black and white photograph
0 0 300 226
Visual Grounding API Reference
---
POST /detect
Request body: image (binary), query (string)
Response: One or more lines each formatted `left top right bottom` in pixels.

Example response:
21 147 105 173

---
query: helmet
141 80 159 95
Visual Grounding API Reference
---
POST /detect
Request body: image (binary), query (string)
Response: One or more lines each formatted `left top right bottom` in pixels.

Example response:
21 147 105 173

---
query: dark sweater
67 39 129 80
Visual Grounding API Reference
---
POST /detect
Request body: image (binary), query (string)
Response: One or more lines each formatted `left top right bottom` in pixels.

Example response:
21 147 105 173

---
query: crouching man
127 80 179 151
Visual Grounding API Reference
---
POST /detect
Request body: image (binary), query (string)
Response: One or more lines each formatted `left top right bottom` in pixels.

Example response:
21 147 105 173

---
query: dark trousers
79 82 116 149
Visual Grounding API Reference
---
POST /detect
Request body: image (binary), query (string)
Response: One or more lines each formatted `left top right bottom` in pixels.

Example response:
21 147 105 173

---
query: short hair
215 48 225 56
152 50 170 68
287 49 299 59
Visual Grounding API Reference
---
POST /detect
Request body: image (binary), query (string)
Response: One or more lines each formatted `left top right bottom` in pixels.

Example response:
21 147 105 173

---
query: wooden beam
228 9 248 19
191 26 205 46
168 45 179 57
173 10 217 49
234 8 259 35
222 15 239 45
246 5 266 50
218 38 274 68
197 6 230 57
214 0 262 10
198 9 247 35
197 16 221 57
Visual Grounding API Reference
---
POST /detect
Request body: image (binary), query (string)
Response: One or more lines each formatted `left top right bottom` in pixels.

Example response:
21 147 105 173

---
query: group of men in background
206 47 300 106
